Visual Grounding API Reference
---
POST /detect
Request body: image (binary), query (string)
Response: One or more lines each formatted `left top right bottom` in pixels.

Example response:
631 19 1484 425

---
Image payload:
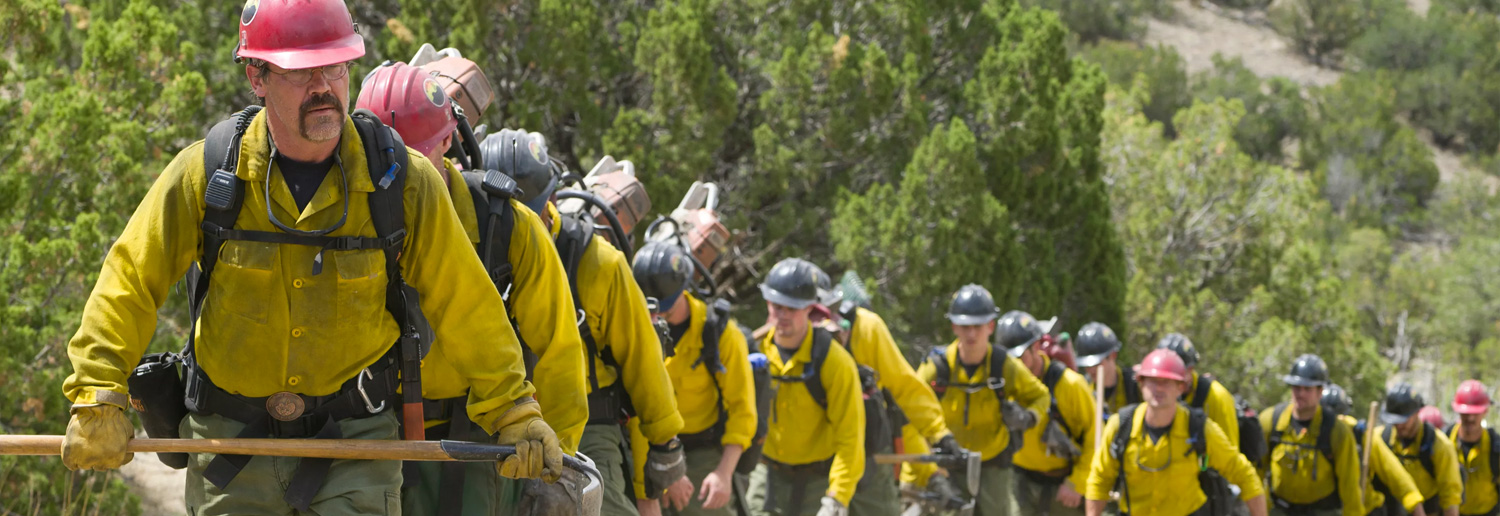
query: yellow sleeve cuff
1401 492 1424 511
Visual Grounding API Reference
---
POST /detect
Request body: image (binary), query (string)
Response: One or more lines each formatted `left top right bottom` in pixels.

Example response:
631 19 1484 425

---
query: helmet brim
240 33 366 71
1453 402 1490 415
1133 365 1187 383
1379 411 1413 425
760 285 815 310
1282 375 1326 387
1075 353 1108 369
1006 342 1030 358
945 313 997 326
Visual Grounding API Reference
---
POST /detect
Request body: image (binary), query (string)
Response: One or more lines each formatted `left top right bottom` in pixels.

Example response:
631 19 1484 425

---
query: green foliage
1271 0 1396 67
1019 0 1168 43
1079 42 1190 137
1208 0 1274 9
1191 55 1307 162
1300 74 1440 230
1102 91 1388 407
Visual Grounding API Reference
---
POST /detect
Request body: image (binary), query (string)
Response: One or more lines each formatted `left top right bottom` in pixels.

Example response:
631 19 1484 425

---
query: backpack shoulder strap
463 170 518 297
1112 404 1139 459
1488 428 1500 479
1190 373 1213 409
697 298 733 373
1317 407 1336 468
1268 402 1288 444
191 106 263 352
1043 360 1074 439
1419 422 1437 475
350 110 427 342
804 328 834 412
1188 408 1209 459
928 346 951 393
988 344 1009 398
555 215 602 389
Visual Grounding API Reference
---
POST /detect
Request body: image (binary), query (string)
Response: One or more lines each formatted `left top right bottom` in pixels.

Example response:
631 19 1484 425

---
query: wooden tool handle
1361 401 1378 496
0 435 450 461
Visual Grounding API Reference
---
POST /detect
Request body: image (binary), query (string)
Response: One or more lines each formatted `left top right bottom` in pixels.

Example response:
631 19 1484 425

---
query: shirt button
292 328 304 338
288 376 301 386
293 279 305 289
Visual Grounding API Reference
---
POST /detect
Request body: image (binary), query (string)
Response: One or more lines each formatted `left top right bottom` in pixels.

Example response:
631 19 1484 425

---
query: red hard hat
1453 380 1492 415
355 62 458 156
235 0 365 70
1418 406 1446 428
1134 349 1188 382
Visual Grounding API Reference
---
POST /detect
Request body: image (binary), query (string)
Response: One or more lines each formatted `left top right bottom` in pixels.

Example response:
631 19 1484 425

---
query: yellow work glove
62 404 135 471
493 400 565 483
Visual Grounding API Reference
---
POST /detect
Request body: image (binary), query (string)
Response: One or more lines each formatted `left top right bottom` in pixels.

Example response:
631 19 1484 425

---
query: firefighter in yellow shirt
59 3 561 513
1157 333 1242 452
1379 384 1463 516
746 258 866 516
1321 384 1429 516
488 133 687 516
630 242 758 516
1448 380 1499 516
815 270 965 516
1074 323 1140 417
355 61 590 516
1009 317 1098 516
915 285 1051 516
1258 355 1365 516
1084 349 1267 516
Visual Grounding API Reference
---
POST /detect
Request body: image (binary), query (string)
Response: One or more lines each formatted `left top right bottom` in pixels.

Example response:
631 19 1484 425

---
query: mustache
300 93 343 117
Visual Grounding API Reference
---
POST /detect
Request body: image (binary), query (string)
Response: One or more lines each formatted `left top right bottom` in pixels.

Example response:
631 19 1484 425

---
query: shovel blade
965 452 981 497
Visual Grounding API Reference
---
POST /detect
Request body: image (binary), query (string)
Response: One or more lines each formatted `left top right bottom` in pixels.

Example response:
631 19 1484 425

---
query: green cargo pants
182 411 402 516
952 460 1015 516
745 462 832 516
663 445 738 516
1010 469 1085 516
401 460 498 516
849 444 901 516
581 423 639 516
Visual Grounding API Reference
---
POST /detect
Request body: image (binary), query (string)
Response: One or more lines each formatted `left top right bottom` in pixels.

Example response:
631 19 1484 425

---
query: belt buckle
267 392 306 422
358 368 386 414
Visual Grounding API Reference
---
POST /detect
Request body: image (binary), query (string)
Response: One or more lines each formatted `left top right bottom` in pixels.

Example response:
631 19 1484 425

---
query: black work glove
1000 400 1038 431
644 438 686 494
1042 419 1081 460
927 473 967 511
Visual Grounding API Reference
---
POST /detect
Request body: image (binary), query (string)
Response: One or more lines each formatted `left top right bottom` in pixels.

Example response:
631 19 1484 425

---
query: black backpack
929 344 1013 428
695 298 767 474
1189 374 1267 464
770 327 905 459
1266 402 1337 482
1110 405 1235 516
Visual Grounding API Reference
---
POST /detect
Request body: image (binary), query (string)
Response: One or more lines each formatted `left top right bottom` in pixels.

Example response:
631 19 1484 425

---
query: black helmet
632 241 693 312
1322 383 1353 417
1074 322 1121 368
945 284 998 326
1156 333 1200 368
1380 383 1424 425
760 258 823 309
1282 354 1329 387
995 310 1044 357
480 128 557 214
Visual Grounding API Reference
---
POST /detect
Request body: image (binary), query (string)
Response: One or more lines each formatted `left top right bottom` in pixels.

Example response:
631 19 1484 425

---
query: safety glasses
266 62 351 86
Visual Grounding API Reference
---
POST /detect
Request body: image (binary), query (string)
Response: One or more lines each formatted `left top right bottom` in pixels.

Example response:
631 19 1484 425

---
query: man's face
1291 385 1324 413
952 321 995 347
1020 344 1043 371
1141 376 1185 409
766 302 812 343
422 134 452 176
1460 412 1487 428
1397 415 1423 436
1079 354 1116 382
248 61 351 144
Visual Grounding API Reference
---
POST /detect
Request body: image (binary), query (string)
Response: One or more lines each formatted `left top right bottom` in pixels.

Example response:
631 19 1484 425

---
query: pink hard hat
235 0 365 70
355 62 458 156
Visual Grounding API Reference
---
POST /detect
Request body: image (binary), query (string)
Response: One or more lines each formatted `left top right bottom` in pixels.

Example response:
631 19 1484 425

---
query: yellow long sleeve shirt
1184 372 1241 451
63 113 531 433
842 308 949 443
1448 424 1500 516
1259 404 1365 516
915 341 1050 461
1383 423 1464 511
1085 406 1264 516
545 203 683 445
1013 357 1099 490
433 160 588 452
1335 414 1424 514
760 329 865 505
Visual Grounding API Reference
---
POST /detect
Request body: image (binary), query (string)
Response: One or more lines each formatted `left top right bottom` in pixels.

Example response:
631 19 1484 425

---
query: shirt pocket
208 241 277 324
335 249 388 333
